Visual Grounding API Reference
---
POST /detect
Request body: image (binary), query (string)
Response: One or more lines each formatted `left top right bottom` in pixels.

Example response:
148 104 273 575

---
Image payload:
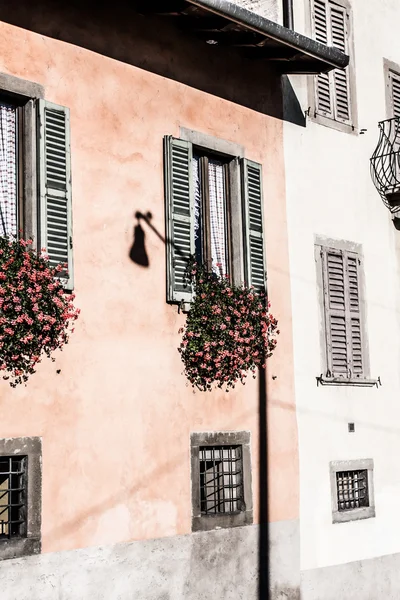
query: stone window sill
316 375 381 388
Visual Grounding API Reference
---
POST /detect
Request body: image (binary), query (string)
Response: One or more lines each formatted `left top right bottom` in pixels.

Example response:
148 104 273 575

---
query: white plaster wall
284 0 400 573
228 0 283 24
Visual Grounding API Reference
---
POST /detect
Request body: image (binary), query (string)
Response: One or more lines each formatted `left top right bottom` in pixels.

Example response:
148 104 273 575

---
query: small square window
336 469 368 511
0 456 27 539
199 445 244 515
330 459 375 524
0 437 41 560
191 431 252 532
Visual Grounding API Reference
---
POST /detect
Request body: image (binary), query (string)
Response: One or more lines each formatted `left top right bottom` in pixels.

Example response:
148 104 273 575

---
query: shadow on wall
0 0 285 119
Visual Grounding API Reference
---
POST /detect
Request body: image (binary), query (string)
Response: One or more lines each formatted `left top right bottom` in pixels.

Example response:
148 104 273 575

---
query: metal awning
135 0 349 74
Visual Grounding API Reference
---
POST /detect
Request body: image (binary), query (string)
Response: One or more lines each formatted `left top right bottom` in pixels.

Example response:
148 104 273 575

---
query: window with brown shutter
315 239 377 386
310 0 355 132
386 67 400 119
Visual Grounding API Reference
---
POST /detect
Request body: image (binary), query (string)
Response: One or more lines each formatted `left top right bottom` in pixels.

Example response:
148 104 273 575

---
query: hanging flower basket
0 237 80 387
178 262 279 392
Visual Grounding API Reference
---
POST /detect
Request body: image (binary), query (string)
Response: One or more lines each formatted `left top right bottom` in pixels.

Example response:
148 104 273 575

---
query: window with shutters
315 238 375 386
190 431 253 532
0 72 74 290
310 0 355 132
384 60 400 119
330 459 375 523
164 132 266 307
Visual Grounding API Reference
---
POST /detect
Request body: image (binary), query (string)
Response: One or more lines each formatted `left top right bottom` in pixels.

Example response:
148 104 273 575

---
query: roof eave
186 0 349 71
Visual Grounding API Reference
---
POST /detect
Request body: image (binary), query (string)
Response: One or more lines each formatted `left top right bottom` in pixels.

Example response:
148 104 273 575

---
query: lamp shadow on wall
129 211 152 267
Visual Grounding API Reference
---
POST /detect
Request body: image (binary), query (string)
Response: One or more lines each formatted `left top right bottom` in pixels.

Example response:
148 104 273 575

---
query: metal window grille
0 456 27 539
199 445 244 514
336 469 369 511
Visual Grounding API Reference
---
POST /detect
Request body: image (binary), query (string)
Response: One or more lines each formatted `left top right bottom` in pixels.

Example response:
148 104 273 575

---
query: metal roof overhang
136 0 349 74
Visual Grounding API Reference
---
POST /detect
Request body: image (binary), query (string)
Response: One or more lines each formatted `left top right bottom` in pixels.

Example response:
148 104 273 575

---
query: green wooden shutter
241 159 266 294
322 248 364 378
38 100 73 290
329 3 351 123
314 0 333 118
164 136 194 304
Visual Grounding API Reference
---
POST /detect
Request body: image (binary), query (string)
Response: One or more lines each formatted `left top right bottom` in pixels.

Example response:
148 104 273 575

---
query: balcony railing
371 117 400 212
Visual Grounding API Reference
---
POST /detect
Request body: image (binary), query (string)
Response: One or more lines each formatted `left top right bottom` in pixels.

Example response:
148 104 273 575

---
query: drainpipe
283 0 294 30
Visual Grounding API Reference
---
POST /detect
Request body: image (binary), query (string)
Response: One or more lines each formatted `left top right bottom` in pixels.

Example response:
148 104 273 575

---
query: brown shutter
314 0 333 117
329 3 351 123
390 72 400 118
313 0 351 124
323 249 348 377
347 253 363 377
322 247 364 379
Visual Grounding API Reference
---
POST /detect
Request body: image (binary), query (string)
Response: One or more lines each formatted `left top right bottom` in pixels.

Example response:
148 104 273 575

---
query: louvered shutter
390 72 400 118
314 0 333 118
322 248 364 378
313 0 351 124
164 136 194 304
241 159 266 294
38 100 73 290
329 3 351 123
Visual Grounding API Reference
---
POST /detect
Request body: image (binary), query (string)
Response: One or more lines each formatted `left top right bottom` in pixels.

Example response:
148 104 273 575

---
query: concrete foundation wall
0 521 299 600
302 552 400 600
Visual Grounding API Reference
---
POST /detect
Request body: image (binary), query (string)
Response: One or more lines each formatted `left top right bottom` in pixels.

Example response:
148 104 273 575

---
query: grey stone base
0 520 299 600
302 552 400 600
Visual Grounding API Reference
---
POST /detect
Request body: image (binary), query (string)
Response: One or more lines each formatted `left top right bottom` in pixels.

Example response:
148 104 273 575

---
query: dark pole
283 0 294 30
258 366 269 599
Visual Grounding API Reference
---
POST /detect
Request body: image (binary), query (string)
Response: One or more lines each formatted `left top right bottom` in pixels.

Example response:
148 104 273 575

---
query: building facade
0 1 347 598
282 0 400 598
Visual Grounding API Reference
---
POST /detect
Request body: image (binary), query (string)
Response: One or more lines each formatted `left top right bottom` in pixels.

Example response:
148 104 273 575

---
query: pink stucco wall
0 17 298 553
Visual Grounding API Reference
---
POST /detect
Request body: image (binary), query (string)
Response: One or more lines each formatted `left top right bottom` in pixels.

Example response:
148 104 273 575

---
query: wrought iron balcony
371 117 400 212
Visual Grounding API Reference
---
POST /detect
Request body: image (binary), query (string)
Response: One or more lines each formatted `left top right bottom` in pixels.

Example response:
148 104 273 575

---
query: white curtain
0 104 17 238
208 159 227 278
192 156 202 263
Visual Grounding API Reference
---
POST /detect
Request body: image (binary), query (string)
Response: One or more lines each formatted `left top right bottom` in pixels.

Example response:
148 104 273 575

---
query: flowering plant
0 236 80 387
178 262 279 392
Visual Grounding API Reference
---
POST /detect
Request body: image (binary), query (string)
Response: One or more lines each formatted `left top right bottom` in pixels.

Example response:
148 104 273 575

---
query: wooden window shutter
322 248 364 378
164 136 194 304
313 0 351 124
329 3 351 123
241 159 266 294
37 100 73 291
390 71 400 118
314 0 334 118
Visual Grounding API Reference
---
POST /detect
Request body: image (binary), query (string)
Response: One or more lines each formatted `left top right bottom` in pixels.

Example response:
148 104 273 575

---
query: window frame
180 128 246 289
190 431 253 532
0 72 44 246
384 58 400 119
314 236 375 386
330 459 375 524
307 0 358 134
192 148 233 277
0 437 42 560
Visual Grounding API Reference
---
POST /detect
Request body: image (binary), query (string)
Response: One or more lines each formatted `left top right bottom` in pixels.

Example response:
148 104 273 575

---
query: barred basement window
330 459 375 523
336 469 368 511
199 445 244 514
0 456 27 539
191 431 253 531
